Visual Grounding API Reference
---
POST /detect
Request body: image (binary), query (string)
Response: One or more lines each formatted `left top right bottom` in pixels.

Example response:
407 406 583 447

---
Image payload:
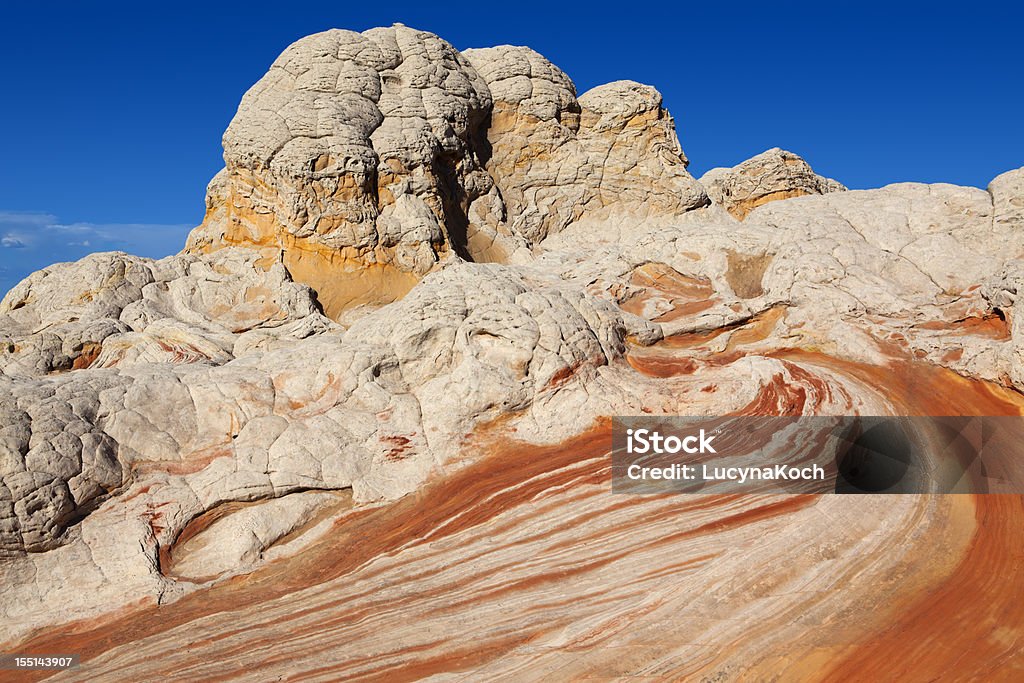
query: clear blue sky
1 1 1021 293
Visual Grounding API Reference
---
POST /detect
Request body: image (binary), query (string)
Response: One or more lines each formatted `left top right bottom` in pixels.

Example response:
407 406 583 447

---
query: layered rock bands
2 23 1024 682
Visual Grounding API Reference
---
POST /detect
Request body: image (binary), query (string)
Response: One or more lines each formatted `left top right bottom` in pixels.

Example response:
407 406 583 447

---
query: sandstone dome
2 24 1024 681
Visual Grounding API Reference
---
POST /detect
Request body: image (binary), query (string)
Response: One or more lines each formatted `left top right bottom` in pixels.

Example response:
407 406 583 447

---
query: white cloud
0 211 192 295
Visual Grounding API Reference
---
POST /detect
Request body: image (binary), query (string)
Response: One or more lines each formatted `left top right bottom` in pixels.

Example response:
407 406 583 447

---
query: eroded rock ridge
2 24 1024 678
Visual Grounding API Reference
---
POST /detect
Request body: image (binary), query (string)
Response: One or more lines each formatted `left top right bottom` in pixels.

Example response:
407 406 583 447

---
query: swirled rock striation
2 24 1024 682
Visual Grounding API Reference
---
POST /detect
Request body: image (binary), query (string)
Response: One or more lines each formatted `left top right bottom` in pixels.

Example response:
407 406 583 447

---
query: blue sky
1 1 1021 294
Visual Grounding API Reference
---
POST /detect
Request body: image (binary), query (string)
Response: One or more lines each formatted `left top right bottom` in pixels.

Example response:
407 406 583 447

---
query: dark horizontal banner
611 416 1024 494
0 654 79 670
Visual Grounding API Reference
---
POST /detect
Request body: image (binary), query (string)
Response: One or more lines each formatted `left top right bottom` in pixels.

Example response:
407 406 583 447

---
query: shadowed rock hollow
2 23 1024 682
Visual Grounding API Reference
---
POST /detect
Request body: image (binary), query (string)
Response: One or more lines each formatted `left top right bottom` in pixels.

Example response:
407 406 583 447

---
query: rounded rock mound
186 25 499 318
700 147 846 220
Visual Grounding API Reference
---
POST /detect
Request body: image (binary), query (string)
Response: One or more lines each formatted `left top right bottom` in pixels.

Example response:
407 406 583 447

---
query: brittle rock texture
0 249 329 378
4 24 1024 683
463 46 707 242
185 25 501 319
186 30 707 320
700 147 846 219
990 166 1024 230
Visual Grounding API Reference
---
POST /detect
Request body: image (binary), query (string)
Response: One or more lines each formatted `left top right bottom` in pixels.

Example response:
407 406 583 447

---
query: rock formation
463 46 707 242
184 28 707 321
184 26 497 318
700 147 846 219
2 24 1024 682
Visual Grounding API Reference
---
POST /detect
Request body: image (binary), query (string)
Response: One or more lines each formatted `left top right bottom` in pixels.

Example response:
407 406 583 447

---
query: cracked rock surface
700 147 846 219
185 28 707 319
2 24 1024 680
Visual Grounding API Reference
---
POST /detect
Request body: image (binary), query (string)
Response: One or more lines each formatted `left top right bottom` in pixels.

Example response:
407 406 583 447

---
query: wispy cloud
0 211 192 296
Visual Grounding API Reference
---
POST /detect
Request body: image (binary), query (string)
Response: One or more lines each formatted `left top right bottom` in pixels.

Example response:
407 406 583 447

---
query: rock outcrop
185 25 499 318
0 249 330 378
3 24 1024 682
186 30 706 319
700 147 846 219
990 166 1024 230
0 254 653 556
464 46 707 242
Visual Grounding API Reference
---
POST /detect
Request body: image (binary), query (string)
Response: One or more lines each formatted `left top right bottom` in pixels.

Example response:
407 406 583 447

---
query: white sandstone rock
700 147 846 219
